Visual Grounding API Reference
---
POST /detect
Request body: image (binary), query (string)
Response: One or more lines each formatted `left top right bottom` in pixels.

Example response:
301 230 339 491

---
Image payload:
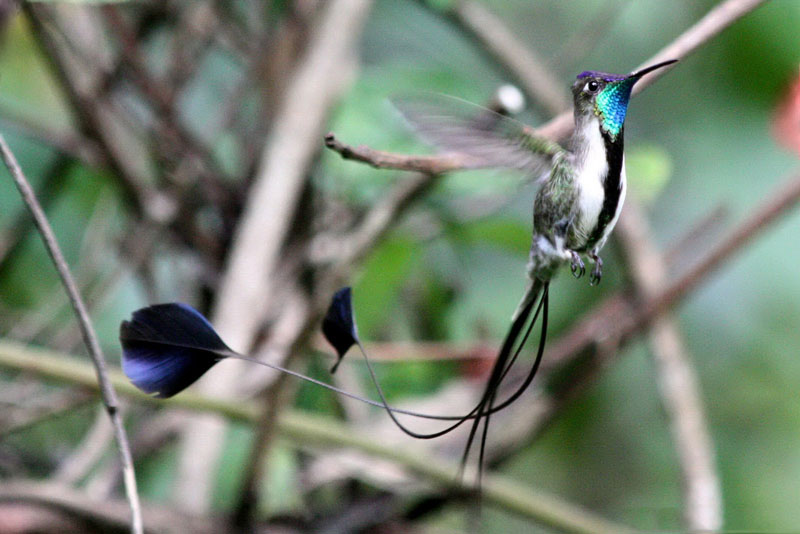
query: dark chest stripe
586 129 624 248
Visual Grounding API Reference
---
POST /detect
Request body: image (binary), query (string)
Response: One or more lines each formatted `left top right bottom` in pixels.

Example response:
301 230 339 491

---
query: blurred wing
120 303 232 398
393 94 563 174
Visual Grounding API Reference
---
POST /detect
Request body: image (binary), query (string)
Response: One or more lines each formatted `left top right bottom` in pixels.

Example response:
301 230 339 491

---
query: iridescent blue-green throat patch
595 78 636 137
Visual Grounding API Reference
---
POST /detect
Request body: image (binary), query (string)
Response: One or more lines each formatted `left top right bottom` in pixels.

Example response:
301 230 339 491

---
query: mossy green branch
0 340 633 534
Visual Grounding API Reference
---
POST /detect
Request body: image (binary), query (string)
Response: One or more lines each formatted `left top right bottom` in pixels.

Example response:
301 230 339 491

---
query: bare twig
616 200 722 532
664 204 728 267
0 134 143 534
325 132 478 173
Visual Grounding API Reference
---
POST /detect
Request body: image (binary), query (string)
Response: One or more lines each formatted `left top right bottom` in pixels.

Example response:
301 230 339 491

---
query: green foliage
353 236 421 337
720 1 800 106
625 143 672 205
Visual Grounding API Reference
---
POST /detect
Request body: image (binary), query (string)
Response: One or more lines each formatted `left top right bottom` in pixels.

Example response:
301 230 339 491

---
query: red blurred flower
773 67 800 158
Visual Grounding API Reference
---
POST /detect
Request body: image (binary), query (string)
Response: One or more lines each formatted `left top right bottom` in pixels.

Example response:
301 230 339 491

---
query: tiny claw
569 251 585 279
589 254 603 286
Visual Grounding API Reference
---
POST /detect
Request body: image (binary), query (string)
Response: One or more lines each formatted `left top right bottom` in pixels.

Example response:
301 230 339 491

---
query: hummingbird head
572 59 678 139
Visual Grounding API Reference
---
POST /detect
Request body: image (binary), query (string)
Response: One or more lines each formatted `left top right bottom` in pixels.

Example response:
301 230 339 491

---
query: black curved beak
628 58 679 80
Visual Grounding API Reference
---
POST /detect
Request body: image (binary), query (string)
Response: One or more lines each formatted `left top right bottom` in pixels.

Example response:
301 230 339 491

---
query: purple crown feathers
576 70 627 82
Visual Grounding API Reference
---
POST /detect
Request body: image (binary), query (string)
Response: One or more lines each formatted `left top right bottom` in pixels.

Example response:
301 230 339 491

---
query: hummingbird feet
589 253 603 286
569 250 585 279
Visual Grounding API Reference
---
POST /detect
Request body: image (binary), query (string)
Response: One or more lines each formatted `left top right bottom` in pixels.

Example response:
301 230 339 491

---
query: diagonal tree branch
537 0 767 140
616 200 722 532
0 134 143 534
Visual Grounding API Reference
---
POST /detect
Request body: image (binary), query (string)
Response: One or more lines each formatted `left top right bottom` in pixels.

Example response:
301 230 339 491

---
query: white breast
574 120 608 238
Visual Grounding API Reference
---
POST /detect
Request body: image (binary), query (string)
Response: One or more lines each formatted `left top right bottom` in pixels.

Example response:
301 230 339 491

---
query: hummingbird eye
585 80 600 93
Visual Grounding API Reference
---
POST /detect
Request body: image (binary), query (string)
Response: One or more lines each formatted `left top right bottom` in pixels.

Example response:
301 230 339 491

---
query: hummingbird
392 58 679 477
117 59 679 491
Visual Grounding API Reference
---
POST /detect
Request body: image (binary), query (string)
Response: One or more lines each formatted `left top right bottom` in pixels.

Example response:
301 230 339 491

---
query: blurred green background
1 1 799 532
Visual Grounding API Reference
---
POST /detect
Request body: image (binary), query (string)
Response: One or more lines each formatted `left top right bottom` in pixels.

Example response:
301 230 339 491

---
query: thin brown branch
616 199 722 532
0 134 143 534
664 204 728 268
314 338 496 363
325 132 478 173
537 0 768 140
